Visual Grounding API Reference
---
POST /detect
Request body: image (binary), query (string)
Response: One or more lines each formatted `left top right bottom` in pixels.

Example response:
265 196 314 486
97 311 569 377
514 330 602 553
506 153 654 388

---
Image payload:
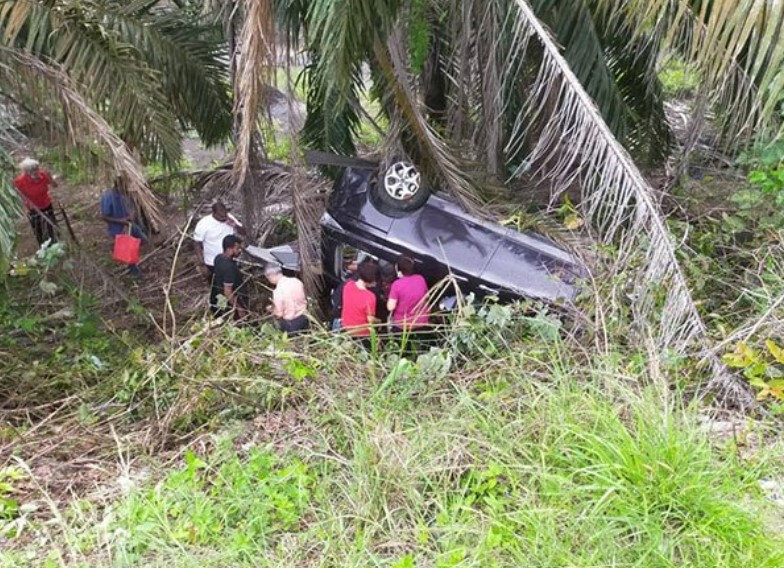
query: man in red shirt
341 259 380 344
14 158 59 246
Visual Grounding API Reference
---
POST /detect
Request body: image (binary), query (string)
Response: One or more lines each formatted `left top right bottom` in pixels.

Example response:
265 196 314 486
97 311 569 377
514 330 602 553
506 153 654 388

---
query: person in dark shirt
330 250 359 330
100 176 147 276
211 234 248 320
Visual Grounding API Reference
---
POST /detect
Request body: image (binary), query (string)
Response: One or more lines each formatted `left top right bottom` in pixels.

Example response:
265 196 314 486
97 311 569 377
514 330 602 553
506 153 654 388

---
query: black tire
371 161 431 213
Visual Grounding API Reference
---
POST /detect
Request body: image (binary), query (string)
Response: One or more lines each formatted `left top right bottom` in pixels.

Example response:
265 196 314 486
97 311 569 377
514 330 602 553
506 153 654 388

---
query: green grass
659 57 701 98
3 304 783 567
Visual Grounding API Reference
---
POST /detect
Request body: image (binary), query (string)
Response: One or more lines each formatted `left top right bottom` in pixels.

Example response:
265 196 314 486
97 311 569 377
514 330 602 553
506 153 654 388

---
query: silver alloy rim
383 162 421 201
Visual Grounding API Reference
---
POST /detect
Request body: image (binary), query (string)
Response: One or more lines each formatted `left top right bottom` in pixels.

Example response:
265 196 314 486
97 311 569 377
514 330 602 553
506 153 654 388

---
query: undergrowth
2 300 783 567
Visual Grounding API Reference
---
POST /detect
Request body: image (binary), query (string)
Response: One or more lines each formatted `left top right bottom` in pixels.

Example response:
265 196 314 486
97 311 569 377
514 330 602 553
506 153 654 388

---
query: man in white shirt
264 264 309 335
192 201 247 281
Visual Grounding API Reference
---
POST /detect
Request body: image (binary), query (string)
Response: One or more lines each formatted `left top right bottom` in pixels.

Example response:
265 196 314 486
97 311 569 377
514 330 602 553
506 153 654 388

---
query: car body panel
245 244 300 272
387 201 498 277
322 168 582 304
326 168 394 234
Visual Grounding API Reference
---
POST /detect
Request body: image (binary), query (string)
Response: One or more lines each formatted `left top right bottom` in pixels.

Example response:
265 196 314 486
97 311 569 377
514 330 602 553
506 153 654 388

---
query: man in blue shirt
100 176 147 276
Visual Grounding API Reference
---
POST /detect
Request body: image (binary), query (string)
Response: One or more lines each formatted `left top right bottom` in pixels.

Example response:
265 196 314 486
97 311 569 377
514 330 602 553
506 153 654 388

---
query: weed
0 466 26 523
724 340 784 406
104 447 313 564
659 57 700 98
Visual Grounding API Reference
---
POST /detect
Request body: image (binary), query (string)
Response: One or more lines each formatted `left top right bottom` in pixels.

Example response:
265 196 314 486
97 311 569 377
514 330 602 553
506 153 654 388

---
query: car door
387 196 499 280
480 231 578 301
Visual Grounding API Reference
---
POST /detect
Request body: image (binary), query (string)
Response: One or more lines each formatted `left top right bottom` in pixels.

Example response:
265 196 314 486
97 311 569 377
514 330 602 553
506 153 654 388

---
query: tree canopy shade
0 0 234 240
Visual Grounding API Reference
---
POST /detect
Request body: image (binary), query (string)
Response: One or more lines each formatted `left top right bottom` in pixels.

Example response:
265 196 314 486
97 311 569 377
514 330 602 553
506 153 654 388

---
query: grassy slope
2 302 783 567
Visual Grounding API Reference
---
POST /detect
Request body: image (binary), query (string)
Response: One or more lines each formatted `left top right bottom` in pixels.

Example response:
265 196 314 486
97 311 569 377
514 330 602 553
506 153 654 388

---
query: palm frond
307 0 402 119
0 135 22 262
374 30 481 211
290 164 327 299
232 0 275 187
300 57 362 156
102 1 233 146
438 0 671 173
505 0 753 406
601 0 784 143
1 0 184 166
1 48 163 228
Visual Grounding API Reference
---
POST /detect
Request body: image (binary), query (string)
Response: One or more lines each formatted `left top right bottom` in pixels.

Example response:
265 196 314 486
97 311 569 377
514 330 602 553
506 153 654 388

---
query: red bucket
112 233 141 265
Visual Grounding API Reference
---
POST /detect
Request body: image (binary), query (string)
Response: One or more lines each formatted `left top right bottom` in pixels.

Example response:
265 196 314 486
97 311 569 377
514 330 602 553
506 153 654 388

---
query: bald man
192 201 247 282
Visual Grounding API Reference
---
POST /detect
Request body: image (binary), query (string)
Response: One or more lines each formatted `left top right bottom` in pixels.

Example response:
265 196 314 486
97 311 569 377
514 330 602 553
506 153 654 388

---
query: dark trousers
28 206 58 246
277 315 310 335
207 266 217 310
209 268 247 319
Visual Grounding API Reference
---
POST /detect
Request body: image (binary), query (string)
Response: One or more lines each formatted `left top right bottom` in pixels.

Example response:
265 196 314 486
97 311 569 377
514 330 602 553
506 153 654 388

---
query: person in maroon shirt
13 158 59 246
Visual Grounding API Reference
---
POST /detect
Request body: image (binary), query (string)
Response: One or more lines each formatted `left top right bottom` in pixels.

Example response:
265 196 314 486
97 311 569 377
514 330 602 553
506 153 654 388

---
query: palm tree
271 0 784 407
0 0 233 233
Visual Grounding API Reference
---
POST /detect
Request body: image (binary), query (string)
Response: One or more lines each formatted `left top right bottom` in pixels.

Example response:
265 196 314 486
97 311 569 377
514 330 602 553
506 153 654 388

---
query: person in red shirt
341 259 380 345
14 158 59 246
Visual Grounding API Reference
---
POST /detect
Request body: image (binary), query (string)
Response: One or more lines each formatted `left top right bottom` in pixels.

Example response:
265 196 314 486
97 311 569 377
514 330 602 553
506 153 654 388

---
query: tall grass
2 305 783 567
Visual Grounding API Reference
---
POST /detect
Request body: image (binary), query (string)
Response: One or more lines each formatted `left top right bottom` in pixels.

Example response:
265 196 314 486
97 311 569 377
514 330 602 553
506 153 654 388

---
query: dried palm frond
504 0 754 408
0 136 22 261
290 165 327 299
1 48 163 228
232 0 275 186
374 30 481 212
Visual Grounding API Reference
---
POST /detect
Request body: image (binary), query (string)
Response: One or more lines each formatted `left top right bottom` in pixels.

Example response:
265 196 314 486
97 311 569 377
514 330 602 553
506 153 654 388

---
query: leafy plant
723 340 784 402
557 195 585 230
659 57 700 98
0 466 25 522
113 448 313 562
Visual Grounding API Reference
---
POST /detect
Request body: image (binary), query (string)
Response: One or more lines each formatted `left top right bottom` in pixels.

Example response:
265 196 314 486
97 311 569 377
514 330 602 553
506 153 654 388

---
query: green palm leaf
101 1 233 146
1 0 183 166
502 0 753 407
0 47 164 228
1 0 233 166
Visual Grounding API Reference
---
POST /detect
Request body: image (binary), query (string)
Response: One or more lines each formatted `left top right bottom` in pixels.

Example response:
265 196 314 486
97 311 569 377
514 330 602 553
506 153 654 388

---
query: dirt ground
3 145 289 536
10 143 284 335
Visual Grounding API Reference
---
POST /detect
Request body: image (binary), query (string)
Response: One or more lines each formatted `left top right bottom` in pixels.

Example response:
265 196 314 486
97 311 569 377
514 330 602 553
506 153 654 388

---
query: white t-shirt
192 213 242 267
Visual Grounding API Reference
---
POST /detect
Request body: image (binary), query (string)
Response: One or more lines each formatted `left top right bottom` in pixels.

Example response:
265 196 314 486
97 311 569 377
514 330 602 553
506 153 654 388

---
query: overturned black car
320 163 581 305
247 160 582 307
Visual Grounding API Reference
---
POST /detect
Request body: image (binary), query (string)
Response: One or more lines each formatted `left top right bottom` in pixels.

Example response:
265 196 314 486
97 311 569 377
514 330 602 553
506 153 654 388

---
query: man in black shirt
211 234 248 319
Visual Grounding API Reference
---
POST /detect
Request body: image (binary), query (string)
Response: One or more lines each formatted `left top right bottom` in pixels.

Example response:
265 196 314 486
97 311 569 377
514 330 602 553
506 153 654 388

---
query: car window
335 243 382 279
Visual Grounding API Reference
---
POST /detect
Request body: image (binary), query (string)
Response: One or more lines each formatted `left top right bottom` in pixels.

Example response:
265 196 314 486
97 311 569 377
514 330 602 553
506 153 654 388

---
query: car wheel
372 161 430 212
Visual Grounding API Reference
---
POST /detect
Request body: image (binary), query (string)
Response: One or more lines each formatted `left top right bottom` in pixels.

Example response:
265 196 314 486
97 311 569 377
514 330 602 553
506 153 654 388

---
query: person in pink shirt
386 255 430 334
265 264 309 335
